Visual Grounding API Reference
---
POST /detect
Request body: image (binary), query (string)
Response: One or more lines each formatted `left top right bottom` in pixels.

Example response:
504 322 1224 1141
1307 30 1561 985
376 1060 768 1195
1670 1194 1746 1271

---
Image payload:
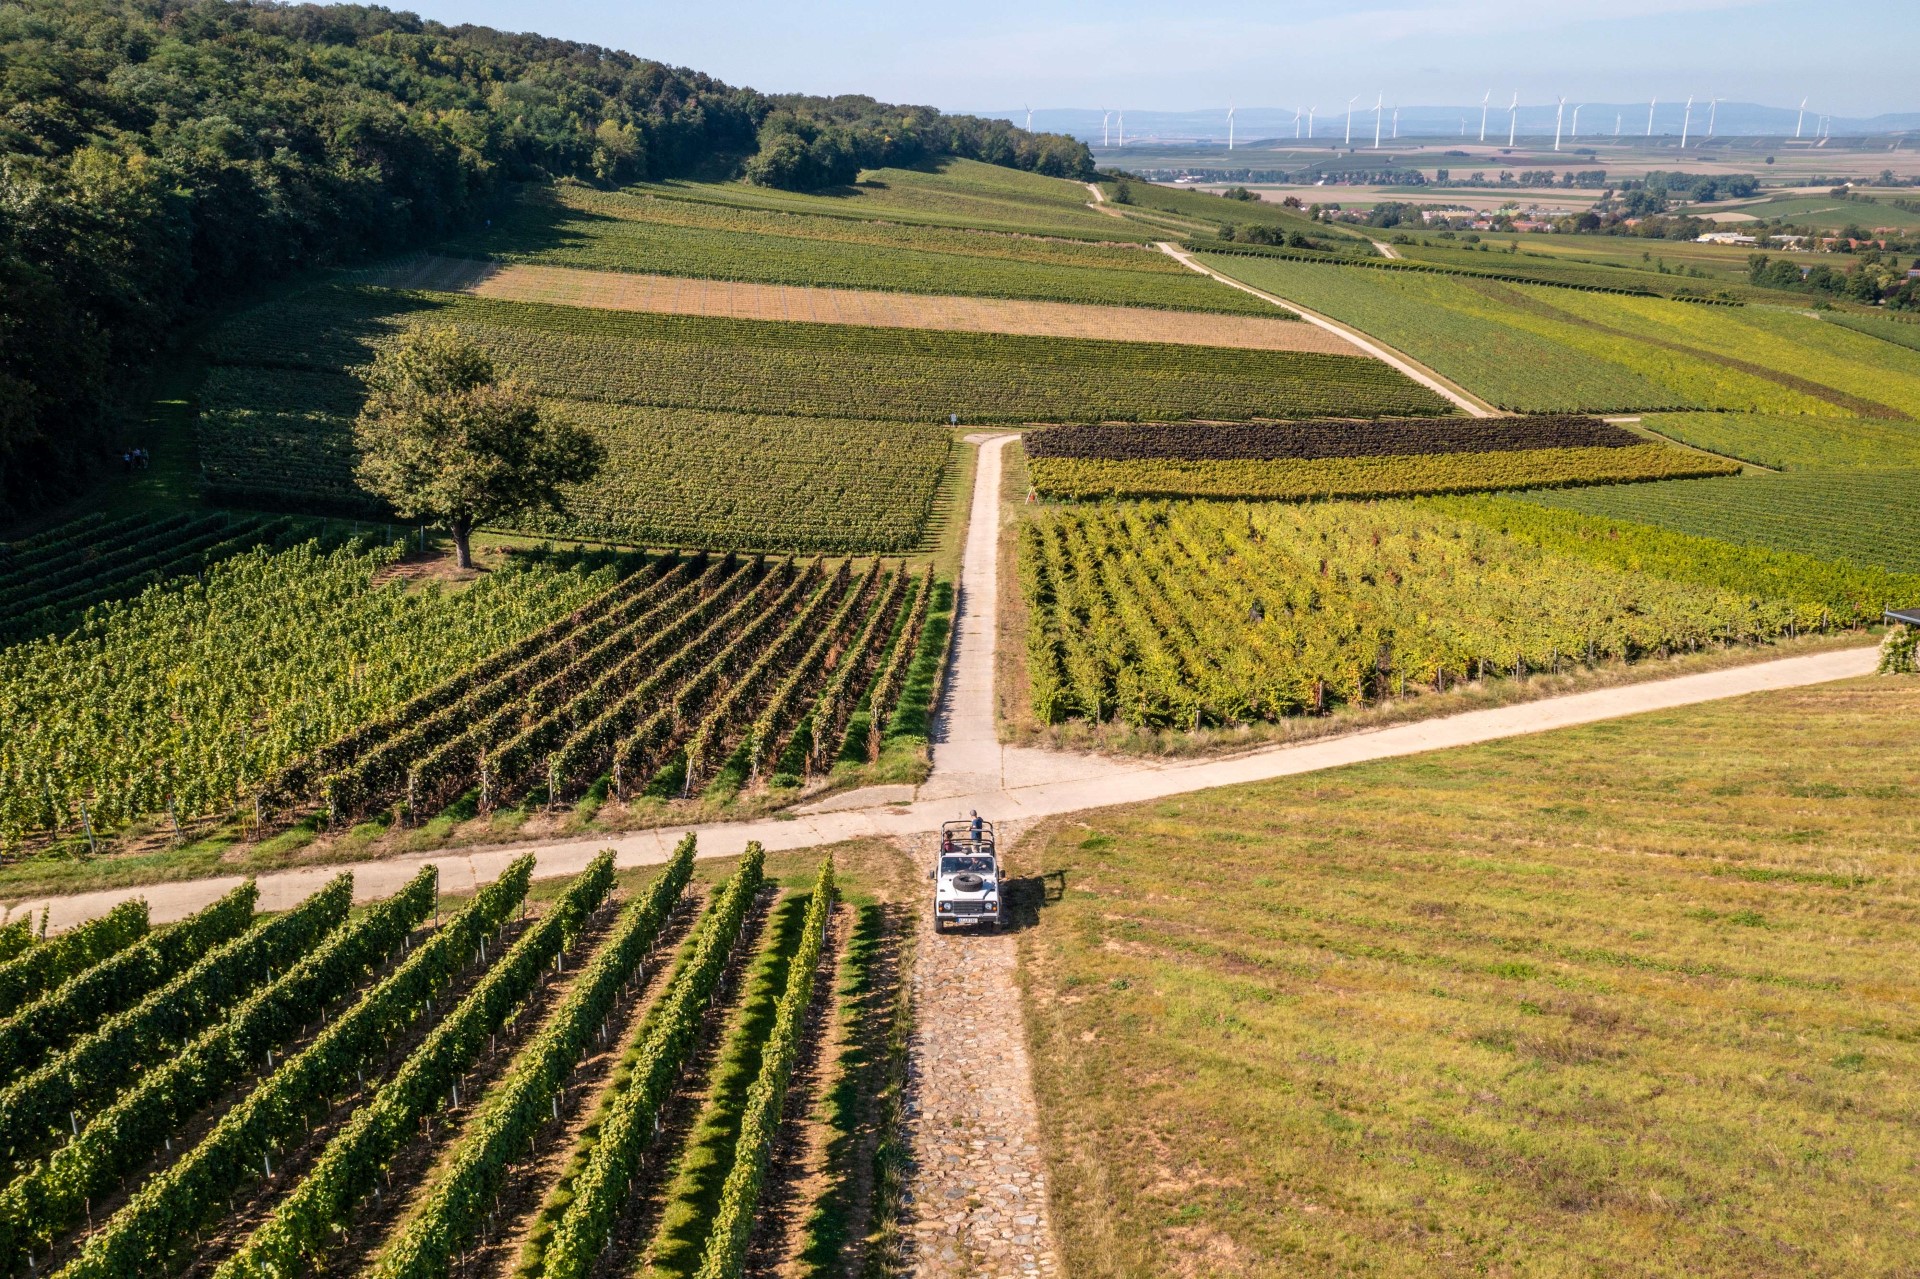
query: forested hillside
0 0 1091 521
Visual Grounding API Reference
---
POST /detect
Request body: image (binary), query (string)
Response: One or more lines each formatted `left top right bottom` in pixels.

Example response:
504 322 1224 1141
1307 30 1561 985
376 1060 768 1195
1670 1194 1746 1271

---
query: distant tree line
0 0 1091 522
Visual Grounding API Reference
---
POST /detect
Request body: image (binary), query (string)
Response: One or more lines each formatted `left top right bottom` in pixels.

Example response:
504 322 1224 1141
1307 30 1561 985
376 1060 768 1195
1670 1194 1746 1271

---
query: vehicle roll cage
940 818 995 850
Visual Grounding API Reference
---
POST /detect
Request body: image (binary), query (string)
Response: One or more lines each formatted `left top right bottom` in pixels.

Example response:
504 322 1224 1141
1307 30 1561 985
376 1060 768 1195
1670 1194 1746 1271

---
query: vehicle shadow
995 869 1065 935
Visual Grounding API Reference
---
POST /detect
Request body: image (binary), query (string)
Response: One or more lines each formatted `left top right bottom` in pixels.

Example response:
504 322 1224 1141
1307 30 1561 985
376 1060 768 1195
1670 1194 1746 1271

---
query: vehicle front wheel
934 917 949 934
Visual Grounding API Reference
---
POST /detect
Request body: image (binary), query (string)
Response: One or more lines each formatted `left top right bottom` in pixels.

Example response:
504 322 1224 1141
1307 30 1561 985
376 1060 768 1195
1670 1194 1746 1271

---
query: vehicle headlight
938 902 953 912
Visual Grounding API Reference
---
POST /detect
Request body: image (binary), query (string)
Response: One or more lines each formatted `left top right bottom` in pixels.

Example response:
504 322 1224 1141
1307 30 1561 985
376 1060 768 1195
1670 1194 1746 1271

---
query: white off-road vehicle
932 815 1001 933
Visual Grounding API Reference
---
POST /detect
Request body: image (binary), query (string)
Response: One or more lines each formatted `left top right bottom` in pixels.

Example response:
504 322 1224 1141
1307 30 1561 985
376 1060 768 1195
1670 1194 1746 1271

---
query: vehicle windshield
940 855 995 876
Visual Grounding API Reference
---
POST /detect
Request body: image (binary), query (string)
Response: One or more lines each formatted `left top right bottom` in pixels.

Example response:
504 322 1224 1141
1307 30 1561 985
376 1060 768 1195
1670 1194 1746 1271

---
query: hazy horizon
403 0 1918 119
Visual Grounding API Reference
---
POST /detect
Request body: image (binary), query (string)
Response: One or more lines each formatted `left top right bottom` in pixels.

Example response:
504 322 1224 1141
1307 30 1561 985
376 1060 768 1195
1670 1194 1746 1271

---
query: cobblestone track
896 832 1057 1279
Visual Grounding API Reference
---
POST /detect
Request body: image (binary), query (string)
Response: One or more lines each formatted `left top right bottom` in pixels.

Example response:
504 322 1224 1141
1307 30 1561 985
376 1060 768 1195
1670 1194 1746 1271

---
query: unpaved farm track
896 829 1059 1278
371 255 1358 355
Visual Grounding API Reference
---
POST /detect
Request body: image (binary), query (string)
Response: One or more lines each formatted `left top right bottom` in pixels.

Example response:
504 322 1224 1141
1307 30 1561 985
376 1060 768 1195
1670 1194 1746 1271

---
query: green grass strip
0 869 436 1263
644 888 811 1275
327 842 684 1279
536 844 766 1279
793 899 886 1277
694 855 835 1279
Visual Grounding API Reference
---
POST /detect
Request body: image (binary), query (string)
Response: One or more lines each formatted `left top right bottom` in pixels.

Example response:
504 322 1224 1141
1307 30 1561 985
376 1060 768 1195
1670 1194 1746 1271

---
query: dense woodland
0 0 1091 521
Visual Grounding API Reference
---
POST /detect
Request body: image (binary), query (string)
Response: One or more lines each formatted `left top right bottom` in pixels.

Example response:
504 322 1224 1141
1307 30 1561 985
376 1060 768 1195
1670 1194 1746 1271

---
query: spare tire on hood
951 872 986 893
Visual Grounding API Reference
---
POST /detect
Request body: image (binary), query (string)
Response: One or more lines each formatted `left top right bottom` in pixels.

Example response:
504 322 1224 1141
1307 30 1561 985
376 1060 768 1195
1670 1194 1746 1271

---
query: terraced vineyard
1020 499 1915 726
1196 252 1920 417
0 838 888 1279
446 181 1273 314
0 535 613 852
264 554 935 826
1026 415 1734 501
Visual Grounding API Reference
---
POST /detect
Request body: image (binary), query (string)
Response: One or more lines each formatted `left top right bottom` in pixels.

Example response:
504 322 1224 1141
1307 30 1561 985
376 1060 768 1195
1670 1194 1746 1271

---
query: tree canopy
0 0 1092 523
353 324 602 567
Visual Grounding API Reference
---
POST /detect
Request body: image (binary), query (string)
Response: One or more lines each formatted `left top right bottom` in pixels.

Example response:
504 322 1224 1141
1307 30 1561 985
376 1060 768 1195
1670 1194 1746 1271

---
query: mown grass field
1016 676 1920 1278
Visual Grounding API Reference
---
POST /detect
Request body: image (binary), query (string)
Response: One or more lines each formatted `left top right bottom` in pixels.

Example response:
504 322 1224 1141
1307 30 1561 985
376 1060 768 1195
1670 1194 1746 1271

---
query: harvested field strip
1026 415 1640 461
370 257 1351 354
1028 444 1735 503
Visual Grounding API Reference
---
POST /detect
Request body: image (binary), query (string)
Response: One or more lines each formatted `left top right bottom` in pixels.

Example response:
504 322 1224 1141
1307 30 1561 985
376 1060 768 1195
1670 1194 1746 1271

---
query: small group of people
940 808 988 853
121 448 151 470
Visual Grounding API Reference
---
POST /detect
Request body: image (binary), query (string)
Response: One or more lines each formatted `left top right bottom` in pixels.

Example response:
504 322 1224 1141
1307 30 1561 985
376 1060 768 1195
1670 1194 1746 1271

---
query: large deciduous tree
353 325 603 569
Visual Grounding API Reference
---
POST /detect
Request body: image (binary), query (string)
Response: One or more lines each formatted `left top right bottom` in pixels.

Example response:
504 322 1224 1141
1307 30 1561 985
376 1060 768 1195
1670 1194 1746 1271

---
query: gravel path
897 834 1057 1278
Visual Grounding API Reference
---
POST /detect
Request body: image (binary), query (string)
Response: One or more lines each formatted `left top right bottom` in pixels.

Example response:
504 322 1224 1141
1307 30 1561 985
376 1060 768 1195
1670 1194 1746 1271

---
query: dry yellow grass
371 256 1362 355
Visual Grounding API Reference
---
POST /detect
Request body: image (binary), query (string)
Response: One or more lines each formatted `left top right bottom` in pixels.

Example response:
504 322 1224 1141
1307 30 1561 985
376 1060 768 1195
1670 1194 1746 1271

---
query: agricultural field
1098 179 1376 247
1018 499 1916 727
1823 311 1920 354
642 156 1152 240
0 512 313 645
0 834 916 1279
0 530 614 853
1017 676 1920 1277
441 182 1272 315
1349 238 1800 303
1195 252 1920 416
1025 415 1734 501
1521 468 1920 575
1636 411 1920 469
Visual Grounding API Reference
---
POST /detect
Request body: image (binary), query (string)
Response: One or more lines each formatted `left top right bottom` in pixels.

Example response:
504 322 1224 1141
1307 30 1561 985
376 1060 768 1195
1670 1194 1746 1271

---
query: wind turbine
1118 110 1124 147
1646 97 1656 137
1615 112 1621 138
1307 105 1316 139
1228 104 1235 151
1795 97 1807 139
1345 95 1359 146
1707 97 1720 139
1025 105 1032 132
1292 107 1303 139
1479 90 1491 142
1373 92 1383 149
1571 103 1583 139
1680 95 1694 147
1392 104 1400 140
1101 109 1110 147
1553 97 1566 152
1507 92 1518 148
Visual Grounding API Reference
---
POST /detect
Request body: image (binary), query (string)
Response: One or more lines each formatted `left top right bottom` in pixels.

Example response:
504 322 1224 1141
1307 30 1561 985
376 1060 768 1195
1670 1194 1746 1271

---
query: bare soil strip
370 256 1361 355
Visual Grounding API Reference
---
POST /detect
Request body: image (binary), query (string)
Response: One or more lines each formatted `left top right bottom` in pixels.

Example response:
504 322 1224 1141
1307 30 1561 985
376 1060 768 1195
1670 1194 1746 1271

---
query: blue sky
405 0 1918 118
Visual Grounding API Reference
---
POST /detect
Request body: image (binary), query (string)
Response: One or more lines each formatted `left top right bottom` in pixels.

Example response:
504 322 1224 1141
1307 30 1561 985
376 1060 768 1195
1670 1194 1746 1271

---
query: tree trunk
450 518 473 570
